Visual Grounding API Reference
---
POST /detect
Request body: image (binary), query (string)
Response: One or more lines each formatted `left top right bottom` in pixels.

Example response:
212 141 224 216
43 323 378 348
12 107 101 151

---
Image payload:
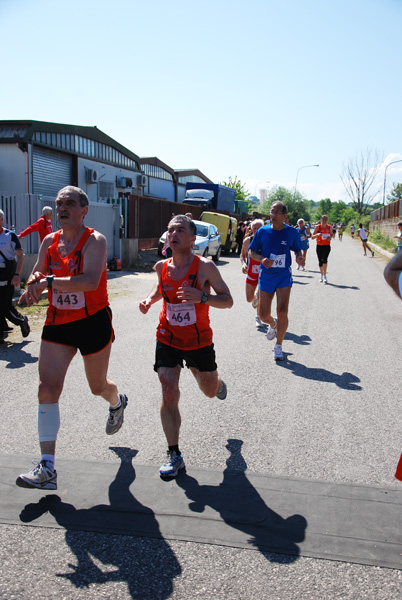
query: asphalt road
1 235 402 599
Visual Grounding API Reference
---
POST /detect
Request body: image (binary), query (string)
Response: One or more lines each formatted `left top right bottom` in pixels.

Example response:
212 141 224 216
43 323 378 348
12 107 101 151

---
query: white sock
110 395 121 410
41 454 55 470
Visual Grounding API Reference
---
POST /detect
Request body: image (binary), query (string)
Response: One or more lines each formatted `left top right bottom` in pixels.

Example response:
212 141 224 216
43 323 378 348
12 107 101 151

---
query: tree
220 176 250 203
260 186 311 223
340 148 383 215
387 182 402 204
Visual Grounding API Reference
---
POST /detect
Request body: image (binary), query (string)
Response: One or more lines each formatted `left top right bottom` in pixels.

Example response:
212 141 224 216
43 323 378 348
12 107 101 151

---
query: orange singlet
157 254 212 350
316 224 332 245
45 227 109 326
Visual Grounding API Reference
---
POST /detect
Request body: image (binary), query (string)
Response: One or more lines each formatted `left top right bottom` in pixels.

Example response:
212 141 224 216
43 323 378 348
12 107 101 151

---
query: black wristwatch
200 292 209 304
46 275 54 289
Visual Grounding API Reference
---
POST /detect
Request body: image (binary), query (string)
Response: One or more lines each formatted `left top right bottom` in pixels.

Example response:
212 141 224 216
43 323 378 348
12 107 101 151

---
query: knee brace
38 403 60 442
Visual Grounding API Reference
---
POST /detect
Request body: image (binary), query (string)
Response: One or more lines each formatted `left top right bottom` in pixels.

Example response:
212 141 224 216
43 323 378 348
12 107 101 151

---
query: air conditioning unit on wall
137 174 147 187
116 176 127 188
86 169 98 183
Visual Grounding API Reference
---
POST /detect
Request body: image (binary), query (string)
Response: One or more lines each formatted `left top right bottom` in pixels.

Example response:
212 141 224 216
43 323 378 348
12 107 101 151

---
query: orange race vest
316 224 332 246
157 254 213 350
45 227 109 325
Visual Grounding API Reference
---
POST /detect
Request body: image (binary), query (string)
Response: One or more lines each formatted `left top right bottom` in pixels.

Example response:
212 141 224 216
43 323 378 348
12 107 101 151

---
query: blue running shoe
160 451 185 477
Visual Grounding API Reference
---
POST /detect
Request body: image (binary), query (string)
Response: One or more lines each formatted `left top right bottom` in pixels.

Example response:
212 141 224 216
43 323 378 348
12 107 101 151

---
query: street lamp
293 164 319 201
382 160 402 206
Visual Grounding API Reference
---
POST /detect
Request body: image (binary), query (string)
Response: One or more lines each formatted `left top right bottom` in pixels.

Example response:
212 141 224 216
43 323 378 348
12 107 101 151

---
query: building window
98 181 115 201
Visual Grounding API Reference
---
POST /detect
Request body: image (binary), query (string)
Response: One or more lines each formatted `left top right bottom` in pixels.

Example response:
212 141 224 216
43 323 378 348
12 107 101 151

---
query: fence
371 200 402 222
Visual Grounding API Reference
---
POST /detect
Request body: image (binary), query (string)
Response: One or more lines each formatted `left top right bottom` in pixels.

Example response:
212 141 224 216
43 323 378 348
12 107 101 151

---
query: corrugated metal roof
0 125 28 138
0 120 140 164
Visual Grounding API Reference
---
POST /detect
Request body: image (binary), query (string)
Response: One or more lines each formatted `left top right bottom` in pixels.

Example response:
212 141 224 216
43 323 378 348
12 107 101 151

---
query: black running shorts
316 244 331 266
41 306 115 356
154 340 217 372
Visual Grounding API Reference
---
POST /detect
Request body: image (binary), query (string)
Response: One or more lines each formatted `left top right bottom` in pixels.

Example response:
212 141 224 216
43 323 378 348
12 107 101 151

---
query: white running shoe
323 275 328 284
320 275 323 283
273 344 284 361
296 264 300 270
266 318 277 341
16 460 57 490
301 266 305 271
255 315 263 328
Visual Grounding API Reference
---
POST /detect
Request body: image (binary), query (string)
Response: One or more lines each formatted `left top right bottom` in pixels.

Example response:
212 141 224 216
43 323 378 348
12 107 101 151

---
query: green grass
369 229 397 253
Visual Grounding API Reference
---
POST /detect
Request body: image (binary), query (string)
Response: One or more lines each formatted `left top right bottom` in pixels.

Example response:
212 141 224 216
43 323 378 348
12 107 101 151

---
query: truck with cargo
184 183 236 213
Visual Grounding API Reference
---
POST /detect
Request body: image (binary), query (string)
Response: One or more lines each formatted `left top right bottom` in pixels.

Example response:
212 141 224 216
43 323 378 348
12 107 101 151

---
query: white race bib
166 302 196 327
251 263 260 274
321 233 330 240
269 253 286 268
52 289 85 310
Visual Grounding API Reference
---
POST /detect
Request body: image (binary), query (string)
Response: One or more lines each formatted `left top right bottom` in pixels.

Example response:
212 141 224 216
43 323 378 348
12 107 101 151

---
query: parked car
158 219 222 261
200 212 238 254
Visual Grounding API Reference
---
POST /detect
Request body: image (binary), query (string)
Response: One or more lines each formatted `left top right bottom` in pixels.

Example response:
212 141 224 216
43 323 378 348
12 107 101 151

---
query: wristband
200 292 209 304
46 275 54 289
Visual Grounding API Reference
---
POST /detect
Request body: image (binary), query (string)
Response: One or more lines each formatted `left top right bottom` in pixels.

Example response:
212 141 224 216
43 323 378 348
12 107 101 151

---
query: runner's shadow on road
19 447 181 599
175 439 307 563
0 341 38 368
284 332 312 346
278 359 362 390
325 283 360 290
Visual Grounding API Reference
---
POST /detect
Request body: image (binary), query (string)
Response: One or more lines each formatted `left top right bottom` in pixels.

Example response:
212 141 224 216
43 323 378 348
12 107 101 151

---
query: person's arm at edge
384 253 402 299
139 261 163 313
19 218 42 238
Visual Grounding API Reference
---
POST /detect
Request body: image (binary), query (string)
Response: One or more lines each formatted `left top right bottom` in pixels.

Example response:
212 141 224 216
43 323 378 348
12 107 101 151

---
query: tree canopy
340 148 383 214
221 176 250 203
387 182 402 204
260 186 311 223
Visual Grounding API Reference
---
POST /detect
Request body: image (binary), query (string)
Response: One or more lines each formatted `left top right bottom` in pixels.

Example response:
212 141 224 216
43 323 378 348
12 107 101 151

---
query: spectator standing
393 221 402 253
0 209 30 343
19 206 53 243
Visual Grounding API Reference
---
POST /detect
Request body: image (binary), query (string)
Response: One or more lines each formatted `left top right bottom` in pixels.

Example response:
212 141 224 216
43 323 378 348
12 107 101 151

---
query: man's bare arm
139 262 163 314
384 253 402 299
176 260 233 308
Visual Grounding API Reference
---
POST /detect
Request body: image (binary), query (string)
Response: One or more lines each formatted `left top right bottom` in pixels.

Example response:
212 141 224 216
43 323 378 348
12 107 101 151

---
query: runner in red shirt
240 219 264 327
139 214 233 478
312 215 332 284
15 186 127 491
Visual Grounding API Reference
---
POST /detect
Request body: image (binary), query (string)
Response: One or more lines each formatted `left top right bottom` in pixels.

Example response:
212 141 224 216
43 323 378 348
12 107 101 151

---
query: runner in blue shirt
249 201 304 361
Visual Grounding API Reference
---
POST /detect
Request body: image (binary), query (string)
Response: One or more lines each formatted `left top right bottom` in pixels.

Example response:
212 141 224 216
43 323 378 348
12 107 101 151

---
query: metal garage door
33 146 72 197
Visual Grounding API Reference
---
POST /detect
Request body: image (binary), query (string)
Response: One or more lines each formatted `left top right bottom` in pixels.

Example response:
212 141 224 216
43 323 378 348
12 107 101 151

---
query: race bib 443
52 289 85 310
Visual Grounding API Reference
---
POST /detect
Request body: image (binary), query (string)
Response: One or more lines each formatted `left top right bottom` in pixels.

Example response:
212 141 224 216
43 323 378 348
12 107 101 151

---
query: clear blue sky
1 0 402 203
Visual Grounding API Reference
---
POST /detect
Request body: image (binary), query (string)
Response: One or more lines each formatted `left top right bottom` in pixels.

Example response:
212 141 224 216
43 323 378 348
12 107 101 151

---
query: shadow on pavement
175 439 307 563
0 341 37 368
325 283 360 290
279 360 362 390
284 332 312 346
19 447 181 599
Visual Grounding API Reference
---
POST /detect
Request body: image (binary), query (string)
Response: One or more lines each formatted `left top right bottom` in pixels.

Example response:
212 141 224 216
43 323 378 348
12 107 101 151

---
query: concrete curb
365 241 395 260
